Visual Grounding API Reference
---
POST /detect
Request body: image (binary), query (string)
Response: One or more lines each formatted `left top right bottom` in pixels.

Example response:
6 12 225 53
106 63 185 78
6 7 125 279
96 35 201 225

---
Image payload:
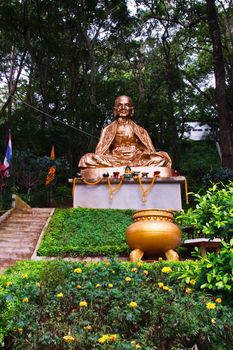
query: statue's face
113 96 134 118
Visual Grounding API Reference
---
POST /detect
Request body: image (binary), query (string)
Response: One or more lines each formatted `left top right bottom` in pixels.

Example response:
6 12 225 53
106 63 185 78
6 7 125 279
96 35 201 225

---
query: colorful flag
2 130 12 177
45 145 56 186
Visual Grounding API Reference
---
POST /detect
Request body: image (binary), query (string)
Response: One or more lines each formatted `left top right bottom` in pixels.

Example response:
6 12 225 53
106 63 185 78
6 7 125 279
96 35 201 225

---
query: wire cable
9 93 99 139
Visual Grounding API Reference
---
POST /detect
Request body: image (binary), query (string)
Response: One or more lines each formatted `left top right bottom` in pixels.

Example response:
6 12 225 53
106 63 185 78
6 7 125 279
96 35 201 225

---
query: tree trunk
162 34 180 170
206 0 233 168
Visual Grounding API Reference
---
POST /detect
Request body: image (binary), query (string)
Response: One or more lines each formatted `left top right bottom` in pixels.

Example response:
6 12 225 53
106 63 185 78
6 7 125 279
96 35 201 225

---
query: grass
37 208 134 257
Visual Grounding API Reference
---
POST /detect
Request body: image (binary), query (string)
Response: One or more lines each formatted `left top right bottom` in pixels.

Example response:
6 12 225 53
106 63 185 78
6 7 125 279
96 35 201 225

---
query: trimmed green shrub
38 208 134 257
0 260 232 349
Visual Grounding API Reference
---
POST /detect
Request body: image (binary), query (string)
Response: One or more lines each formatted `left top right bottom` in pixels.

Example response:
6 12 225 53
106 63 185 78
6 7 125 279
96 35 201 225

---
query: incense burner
126 209 181 261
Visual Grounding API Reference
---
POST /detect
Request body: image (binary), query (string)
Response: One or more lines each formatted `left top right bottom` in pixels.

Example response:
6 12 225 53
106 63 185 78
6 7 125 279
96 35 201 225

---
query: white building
183 122 212 141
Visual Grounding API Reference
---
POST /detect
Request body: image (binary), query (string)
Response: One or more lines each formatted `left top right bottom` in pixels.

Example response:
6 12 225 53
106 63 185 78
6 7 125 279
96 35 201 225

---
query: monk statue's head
113 95 134 119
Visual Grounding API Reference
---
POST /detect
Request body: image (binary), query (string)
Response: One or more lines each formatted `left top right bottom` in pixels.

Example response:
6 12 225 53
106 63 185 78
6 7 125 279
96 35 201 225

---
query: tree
206 0 233 168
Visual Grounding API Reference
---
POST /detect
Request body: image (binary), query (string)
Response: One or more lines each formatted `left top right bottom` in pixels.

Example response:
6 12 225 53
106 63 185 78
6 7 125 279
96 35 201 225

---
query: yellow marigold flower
161 266 172 273
131 341 141 348
185 288 192 294
211 318 216 324
95 284 101 288
108 283 113 288
158 282 164 288
84 325 92 331
162 286 172 292
98 334 117 343
206 302 216 310
189 279 196 285
74 267 82 274
137 261 143 267
5 281 13 287
129 301 138 308
63 335 75 343
131 267 137 272
109 334 117 342
125 276 132 282
17 328 23 333
22 297 29 303
216 297 222 304
79 300 88 307
76 285 82 289
56 292 63 298
112 270 116 274
98 335 109 344
22 273 28 279
143 270 149 276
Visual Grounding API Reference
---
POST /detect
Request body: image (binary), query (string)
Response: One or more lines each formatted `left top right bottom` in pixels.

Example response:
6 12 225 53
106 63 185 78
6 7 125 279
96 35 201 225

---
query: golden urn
125 209 181 262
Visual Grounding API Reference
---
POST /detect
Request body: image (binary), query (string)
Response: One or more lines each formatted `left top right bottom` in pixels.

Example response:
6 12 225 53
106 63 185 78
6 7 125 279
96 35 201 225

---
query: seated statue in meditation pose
79 95 172 169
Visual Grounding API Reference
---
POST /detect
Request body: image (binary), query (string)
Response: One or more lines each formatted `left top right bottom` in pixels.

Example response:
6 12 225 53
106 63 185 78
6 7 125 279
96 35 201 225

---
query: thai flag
2 130 12 177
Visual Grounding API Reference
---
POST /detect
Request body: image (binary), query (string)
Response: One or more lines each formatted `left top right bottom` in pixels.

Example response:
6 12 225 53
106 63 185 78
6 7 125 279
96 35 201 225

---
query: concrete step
0 236 37 245
0 240 35 248
0 247 32 259
2 219 45 224
0 231 40 242
0 207 54 274
13 208 52 213
0 253 31 260
6 218 50 223
0 230 43 236
0 208 52 220
12 212 52 218
1 223 45 230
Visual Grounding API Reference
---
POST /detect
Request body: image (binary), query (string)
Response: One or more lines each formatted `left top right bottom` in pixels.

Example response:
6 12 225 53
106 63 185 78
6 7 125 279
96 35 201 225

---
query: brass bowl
126 208 181 261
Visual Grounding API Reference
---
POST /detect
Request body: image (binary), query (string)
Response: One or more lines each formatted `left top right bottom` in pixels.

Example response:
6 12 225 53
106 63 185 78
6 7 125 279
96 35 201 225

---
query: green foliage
179 140 221 193
171 240 233 302
38 208 134 257
0 0 233 186
175 182 233 241
0 147 71 209
199 240 233 294
0 259 232 349
201 167 233 188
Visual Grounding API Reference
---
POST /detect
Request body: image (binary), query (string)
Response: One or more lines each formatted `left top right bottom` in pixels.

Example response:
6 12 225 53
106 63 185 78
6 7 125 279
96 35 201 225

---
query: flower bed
0 259 232 349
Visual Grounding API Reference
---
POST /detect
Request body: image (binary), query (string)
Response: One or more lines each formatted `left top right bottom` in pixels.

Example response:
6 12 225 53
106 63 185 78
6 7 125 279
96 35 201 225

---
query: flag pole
45 145 56 207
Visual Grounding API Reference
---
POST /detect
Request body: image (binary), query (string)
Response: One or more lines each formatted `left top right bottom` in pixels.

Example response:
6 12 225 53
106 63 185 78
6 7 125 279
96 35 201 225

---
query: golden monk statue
79 95 172 169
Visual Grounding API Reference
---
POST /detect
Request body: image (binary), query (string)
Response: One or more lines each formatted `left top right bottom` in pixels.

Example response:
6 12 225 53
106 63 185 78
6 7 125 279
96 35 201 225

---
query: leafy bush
175 182 233 242
199 240 233 295
38 208 134 257
171 239 233 302
0 260 232 349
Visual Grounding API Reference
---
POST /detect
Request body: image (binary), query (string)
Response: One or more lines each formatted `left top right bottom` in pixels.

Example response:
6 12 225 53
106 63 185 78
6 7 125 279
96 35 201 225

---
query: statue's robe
79 119 172 168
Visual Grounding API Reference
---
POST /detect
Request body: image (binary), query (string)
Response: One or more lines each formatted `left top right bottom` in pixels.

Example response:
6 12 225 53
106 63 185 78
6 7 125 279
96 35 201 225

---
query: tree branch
0 50 27 116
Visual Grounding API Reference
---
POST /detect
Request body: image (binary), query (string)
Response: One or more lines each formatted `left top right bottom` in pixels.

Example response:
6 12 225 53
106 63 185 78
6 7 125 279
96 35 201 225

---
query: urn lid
132 208 174 221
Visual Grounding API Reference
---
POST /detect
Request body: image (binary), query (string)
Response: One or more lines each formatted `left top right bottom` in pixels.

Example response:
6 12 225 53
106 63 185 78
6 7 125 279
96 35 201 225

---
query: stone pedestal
72 176 186 211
